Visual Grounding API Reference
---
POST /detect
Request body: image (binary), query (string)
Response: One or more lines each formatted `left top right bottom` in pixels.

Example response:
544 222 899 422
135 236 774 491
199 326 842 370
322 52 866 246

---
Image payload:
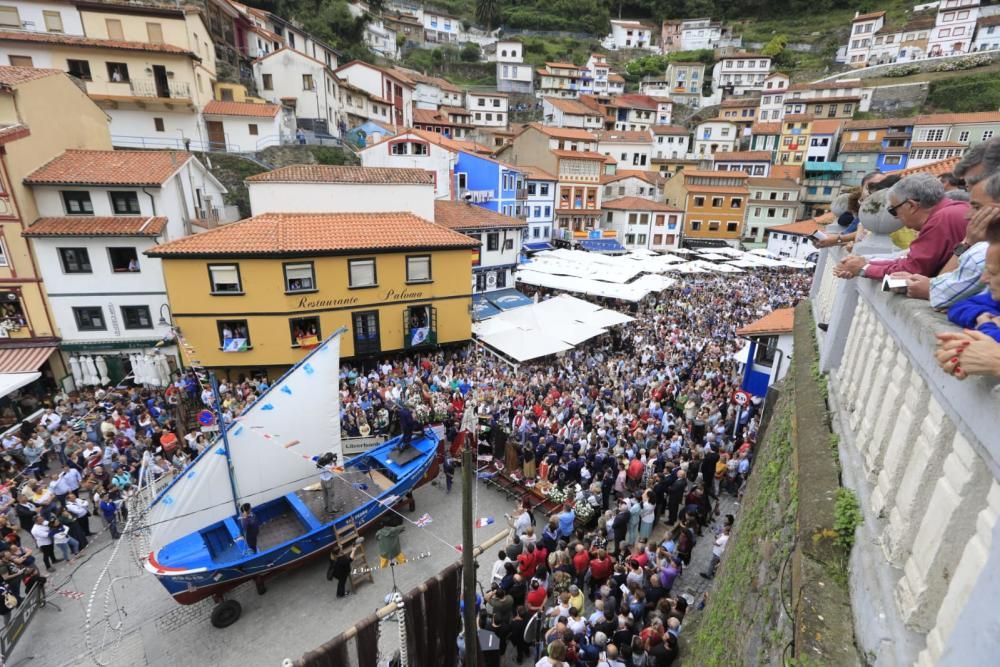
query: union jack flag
415 513 432 528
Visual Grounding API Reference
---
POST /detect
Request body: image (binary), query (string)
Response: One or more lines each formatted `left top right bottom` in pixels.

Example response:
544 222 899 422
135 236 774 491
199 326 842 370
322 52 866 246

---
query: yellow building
0 67 112 399
214 82 266 104
777 115 814 166
663 169 749 244
147 212 478 379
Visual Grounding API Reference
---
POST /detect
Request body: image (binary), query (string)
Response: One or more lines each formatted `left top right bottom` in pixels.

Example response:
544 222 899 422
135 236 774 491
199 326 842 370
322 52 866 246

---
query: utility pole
461 407 478 667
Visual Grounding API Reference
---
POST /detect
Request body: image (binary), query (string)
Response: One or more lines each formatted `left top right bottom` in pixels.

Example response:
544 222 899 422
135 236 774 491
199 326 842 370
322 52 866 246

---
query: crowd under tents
472 294 634 364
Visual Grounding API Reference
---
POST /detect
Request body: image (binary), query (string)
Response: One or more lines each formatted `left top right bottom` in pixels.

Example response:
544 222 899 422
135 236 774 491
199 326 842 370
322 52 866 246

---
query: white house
710 53 772 96
0 0 85 34
601 170 665 202
21 149 229 375
651 124 692 160
542 96 604 130
422 9 462 44
929 0 980 57
662 18 742 53
434 201 526 294
335 60 415 129
846 11 886 66
612 94 671 131
758 73 789 122
496 39 532 94
402 68 464 110
466 91 509 128
694 119 738 156
601 197 682 251
973 15 1000 50
254 48 342 136
764 217 821 260
605 19 656 50
359 128 466 200
536 62 593 99
201 101 287 152
745 177 803 244
246 164 436 220
597 129 653 170
713 150 772 177
520 166 557 243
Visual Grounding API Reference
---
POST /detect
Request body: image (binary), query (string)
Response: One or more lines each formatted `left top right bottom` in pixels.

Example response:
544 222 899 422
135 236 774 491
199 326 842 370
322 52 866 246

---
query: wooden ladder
333 519 373 589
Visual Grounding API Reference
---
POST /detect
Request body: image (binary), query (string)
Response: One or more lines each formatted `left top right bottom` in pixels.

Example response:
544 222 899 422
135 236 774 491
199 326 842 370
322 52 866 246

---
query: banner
222 337 248 352
342 435 386 456
410 326 430 347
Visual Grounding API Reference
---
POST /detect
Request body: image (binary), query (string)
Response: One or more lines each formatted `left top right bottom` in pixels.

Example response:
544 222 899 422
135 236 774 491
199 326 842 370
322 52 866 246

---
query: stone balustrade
811 243 1000 666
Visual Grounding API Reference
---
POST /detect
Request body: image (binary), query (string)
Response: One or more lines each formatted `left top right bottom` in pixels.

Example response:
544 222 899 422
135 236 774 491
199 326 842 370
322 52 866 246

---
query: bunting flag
475 517 495 528
415 513 433 528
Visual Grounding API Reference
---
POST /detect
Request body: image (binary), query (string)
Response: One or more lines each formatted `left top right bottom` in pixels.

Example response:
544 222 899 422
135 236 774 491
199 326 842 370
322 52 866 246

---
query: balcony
127 78 192 100
457 188 494 203
810 236 1000 666
515 188 528 200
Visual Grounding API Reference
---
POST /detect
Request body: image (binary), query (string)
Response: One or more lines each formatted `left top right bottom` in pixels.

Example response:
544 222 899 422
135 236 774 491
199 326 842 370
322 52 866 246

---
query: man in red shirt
588 548 613 600
572 543 590 588
626 456 645 491
835 173 969 281
525 579 547 613
517 543 537 578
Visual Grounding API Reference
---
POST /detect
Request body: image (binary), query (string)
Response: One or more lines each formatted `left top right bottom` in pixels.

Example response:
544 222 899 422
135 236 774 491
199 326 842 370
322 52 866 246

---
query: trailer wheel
211 599 242 628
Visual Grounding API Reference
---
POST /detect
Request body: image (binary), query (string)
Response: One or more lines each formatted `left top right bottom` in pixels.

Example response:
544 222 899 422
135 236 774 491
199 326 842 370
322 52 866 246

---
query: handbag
3 590 16 609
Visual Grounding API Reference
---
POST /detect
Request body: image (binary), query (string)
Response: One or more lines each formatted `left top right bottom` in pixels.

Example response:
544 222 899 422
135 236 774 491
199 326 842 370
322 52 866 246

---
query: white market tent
473 294 634 363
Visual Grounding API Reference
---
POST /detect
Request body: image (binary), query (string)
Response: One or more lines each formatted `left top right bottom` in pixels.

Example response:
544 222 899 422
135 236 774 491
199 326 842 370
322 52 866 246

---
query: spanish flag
297 334 320 349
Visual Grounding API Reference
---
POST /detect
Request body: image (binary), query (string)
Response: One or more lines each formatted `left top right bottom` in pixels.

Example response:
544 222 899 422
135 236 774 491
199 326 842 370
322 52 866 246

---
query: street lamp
158 303 172 328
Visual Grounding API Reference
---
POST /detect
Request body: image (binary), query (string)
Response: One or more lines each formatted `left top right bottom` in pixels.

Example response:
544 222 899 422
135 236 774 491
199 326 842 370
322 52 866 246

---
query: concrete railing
810 240 1000 666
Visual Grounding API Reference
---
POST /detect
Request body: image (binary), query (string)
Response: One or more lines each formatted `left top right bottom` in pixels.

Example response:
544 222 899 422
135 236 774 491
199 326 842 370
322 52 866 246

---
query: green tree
476 0 500 30
461 42 481 62
762 34 788 58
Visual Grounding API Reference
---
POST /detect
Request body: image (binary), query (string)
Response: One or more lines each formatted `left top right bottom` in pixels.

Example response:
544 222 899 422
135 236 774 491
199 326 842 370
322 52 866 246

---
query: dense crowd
336 270 811 666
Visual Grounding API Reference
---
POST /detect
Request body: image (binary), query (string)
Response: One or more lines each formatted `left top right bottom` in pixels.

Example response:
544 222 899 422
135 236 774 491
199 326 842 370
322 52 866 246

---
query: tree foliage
476 0 501 30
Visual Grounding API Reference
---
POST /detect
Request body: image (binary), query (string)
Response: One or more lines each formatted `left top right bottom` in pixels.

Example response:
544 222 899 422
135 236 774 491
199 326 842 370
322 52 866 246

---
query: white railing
811 239 1000 666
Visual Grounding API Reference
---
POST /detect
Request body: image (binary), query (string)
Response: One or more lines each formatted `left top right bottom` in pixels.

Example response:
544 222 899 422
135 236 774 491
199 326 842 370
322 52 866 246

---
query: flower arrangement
546 485 570 505
575 501 596 524
432 396 451 421
412 403 431 425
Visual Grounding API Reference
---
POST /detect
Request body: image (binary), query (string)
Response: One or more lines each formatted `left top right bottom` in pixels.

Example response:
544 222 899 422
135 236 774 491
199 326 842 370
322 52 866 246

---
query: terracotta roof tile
713 151 771 162
852 11 886 22
23 216 168 237
434 201 526 230
897 156 961 177
839 142 881 153
611 94 663 110
519 166 557 181
764 219 822 236
596 129 652 144
203 100 280 118
601 169 665 186
650 124 688 135
552 149 607 160
608 73 625 83
0 30 195 56
527 124 597 141
751 122 782 135
843 117 913 130
913 112 1000 125
407 128 495 155
737 307 795 337
245 165 434 185
601 197 680 212
810 119 845 134
146 212 478 257
721 98 759 108
0 124 30 145
0 66 64 89
545 61 585 69
683 169 749 178
543 97 602 116
25 150 192 186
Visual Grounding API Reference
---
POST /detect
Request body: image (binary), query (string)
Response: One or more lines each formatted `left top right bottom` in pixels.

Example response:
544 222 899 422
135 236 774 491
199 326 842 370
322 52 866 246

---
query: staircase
333 519 373 590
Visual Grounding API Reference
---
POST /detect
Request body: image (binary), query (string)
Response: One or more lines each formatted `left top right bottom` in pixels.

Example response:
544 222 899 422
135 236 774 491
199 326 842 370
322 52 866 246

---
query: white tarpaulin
0 372 40 400
516 270 668 302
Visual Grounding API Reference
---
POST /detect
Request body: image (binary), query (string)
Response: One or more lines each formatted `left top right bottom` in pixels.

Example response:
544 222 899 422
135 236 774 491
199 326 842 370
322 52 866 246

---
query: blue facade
455 151 523 217
877 126 912 173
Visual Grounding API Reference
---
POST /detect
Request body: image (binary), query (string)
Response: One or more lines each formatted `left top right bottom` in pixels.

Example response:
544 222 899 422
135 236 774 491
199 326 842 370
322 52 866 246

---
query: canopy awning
523 242 554 252
0 345 56 373
472 294 501 321
804 161 843 173
486 288 533 311
579 239 627 254
0 372 41 400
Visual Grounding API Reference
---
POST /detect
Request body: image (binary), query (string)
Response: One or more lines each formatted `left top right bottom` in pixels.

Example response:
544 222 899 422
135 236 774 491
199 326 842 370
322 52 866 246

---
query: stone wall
866 82 929 115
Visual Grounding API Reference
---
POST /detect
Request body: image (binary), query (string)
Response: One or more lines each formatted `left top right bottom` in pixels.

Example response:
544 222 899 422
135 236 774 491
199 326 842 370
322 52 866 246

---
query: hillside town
0 0 999 666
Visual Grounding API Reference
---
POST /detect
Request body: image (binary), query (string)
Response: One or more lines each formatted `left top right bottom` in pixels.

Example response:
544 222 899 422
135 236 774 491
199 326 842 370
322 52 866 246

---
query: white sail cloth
146 333 344 554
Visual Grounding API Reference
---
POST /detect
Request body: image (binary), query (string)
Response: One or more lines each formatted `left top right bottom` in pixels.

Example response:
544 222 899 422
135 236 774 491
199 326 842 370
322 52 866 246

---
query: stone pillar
863 346 910 481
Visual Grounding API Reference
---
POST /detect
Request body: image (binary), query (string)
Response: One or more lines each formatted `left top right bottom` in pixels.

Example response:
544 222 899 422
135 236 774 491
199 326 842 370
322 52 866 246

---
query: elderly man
834 173 969 281
894 171 1000 306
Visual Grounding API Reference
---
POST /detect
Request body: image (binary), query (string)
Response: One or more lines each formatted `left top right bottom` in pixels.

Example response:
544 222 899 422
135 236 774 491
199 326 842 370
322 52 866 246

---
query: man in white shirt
701 524 731 580
40 409 61 432
30 515 58 571
490 549 511 585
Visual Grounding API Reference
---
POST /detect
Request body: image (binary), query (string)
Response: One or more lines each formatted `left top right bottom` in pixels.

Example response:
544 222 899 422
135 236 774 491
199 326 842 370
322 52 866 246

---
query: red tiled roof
245 165 435 184
23 216 168 237
608 73 625 83
721 98 759 108
596 129 652 144
683 169 749 178
0 66 63 89
751 122 782 135
0 30 195 57
601 169 665 185
764 219 821 236
146 212 478 257
552 149 607 160
843 117 912 130
545 61 585 69
601 197 680 212
519 165 557 181
650 124 688 135
783 114 815 123
737 308 794 337
809 119 845 135
852 11 886 22
203 100 280 118
0 124 30 145
909 141 967 149
912 112 1000 125
528 124 597 141
434 201 526 230
897 156 962 177
25 150 191 186
543 97 602 116
612 94 663 111
713 151 771 162
747 177 798 189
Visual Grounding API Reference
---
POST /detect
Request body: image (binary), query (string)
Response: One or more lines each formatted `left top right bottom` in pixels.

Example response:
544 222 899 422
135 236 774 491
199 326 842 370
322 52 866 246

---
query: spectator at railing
833 173 969 281
894 171 1000 307
954 137 1000 186
945 231 1000 342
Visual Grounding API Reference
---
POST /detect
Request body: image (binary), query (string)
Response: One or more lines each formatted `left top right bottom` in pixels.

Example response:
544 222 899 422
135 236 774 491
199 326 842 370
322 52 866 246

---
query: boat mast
210 371 243 522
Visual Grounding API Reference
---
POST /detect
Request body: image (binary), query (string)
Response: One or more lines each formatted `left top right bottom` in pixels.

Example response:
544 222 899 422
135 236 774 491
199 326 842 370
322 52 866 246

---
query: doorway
205 121 226 151
352 310 381 356
152 65 170 98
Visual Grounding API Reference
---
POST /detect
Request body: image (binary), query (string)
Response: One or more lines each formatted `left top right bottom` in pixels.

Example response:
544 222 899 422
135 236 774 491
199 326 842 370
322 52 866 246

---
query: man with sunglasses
834 173 969 282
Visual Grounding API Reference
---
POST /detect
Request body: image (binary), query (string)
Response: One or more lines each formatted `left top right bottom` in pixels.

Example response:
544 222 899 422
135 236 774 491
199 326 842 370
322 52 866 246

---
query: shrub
833 488 863 551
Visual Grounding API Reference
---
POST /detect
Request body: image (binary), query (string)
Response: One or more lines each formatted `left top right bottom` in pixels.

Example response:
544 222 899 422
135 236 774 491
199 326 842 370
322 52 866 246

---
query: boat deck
255 469 391 552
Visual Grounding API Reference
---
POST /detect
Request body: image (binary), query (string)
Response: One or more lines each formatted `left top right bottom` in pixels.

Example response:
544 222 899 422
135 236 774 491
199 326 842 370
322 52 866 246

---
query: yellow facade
0 72 111 354
777 118 812 166
159 251 474 378
664 171 748 242
214 82 266 104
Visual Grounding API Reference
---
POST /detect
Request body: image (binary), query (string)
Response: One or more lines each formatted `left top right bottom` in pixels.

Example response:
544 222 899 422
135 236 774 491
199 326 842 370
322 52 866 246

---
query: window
59 248 92 273
693 196 705 207
108 247 139 272
62 191 93 215
154 117 165 132
262 74 273 90
73 307 105 332
209 264 242 294
959 131 970 142
731 197 743 209
540 184 549 196
147 22 163 43
884 155 902 166
711 197 724 207
302 74 314 90
106 62 129 83
690 220 702 231
284 262 315 292
8 56 32 68
983 130 994 141
0 6 20 27
43 10 63 32
218 320 250 351
249 124 259 135
121 305 152 329
66 59 91 80
708 221 720 231
406 255 431 283
348 258 377 288
487 232 499 251
109 191 140 215
0 238 7 267
105 18 123 40
289 316 321 347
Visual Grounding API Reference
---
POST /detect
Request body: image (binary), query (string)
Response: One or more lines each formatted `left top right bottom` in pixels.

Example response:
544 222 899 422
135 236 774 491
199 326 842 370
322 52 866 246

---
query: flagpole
460 406 478 666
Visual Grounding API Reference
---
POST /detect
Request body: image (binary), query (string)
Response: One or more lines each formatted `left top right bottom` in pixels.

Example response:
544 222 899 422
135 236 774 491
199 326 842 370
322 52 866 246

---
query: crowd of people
335 270 811 666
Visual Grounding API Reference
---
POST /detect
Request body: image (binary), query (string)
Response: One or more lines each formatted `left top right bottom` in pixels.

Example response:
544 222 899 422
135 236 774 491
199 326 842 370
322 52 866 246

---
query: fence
0 584 46 660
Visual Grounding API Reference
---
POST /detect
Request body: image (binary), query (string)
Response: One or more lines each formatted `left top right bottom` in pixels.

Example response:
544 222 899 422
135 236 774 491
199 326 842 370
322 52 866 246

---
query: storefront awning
472 294 502 321
486 288 534 311
0 372 41 400
579 239 627 254
523 242 554 252
0 345 56 373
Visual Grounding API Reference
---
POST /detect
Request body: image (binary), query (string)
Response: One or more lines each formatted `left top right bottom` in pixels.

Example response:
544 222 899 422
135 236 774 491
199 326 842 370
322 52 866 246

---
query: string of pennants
350 551 433 576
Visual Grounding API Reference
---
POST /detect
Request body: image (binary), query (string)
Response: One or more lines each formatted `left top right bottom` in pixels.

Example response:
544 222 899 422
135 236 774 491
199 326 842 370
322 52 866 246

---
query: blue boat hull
145 430 439 604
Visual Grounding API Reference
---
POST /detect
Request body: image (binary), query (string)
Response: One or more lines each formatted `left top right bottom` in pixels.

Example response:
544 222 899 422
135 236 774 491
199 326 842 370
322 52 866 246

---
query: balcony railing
128 78 192 100
810 234 1000 666
515 188 528 200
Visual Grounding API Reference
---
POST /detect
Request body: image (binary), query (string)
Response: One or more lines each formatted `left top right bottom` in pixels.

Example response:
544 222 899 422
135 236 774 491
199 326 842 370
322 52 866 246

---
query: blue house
455 151 526 219
876 123 913 173
736 308 794 397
